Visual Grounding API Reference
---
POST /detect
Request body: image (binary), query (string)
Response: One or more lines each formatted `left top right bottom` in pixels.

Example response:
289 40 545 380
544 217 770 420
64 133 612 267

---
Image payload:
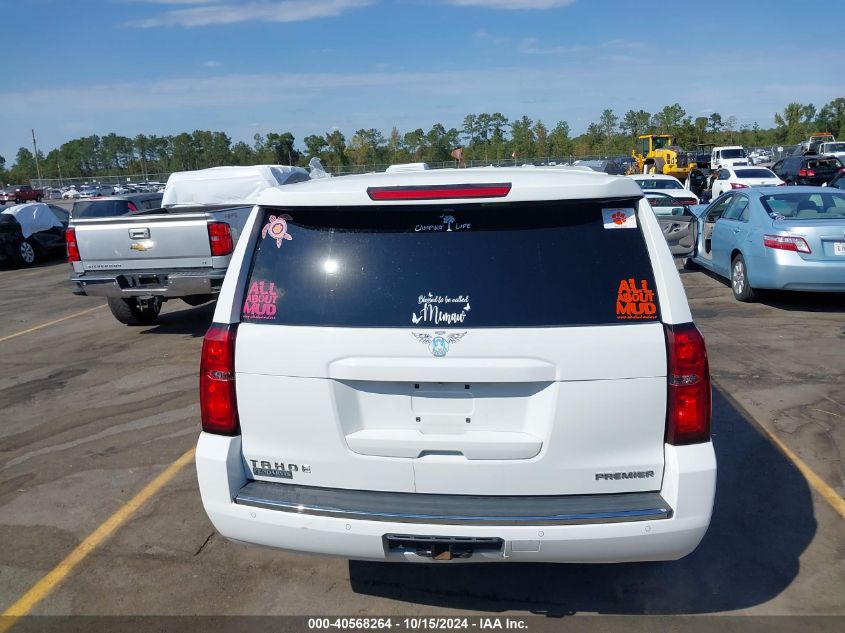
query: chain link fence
30 145 804 190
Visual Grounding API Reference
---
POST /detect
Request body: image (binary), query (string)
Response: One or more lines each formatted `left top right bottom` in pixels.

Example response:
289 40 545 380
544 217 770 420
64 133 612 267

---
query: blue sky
2 0 843 162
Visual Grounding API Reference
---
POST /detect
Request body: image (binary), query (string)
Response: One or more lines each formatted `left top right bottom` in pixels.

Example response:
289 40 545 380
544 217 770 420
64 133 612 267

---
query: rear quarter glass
240 199 661 327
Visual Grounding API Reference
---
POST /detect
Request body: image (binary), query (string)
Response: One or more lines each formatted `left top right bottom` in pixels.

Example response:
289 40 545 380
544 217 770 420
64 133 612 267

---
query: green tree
510 115 535 159
548 120 571 157
621 110 651 140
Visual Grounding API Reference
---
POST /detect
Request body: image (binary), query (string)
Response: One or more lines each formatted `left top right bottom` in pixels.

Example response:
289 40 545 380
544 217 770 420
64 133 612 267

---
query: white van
711 146 749 169
196 168 716 563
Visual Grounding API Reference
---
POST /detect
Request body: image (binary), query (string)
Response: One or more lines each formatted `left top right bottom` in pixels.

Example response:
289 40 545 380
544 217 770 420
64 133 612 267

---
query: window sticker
412 331 466 357
414 212 472 233
602 208 637 229
242 280 279 320
616 278 657 320
262 214 293 247
411 293 470 325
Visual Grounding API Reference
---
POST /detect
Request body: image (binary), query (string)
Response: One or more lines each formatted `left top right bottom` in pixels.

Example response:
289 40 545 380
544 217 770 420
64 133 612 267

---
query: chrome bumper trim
234 481 672 526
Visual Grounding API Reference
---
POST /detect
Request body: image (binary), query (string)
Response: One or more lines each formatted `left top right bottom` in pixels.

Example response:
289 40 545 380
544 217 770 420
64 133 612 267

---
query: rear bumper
71 268 226 298
749 251 845 291
196 433 717 563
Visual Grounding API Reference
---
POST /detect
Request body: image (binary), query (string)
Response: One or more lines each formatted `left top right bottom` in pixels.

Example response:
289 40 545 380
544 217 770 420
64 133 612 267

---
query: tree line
2 98 843 184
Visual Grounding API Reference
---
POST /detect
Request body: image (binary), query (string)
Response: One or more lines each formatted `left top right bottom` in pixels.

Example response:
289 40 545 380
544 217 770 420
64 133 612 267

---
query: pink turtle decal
262 214 293 248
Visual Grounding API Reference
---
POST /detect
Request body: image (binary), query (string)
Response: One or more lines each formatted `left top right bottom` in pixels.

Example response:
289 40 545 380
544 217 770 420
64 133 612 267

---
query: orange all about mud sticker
602 208 637 229
242 281 279 320
616 278 657 320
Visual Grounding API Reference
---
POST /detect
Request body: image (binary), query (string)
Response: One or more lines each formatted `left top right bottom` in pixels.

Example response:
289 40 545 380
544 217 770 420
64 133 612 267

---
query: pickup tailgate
73 213 214 271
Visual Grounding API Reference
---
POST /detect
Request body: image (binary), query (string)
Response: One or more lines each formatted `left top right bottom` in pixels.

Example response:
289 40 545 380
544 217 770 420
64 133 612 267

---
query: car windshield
635 179 682 190
735 169 776 178
721 149 747 159
760 192 845 219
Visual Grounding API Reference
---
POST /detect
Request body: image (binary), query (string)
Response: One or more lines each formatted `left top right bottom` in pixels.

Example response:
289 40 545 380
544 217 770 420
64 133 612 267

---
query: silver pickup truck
68 165 310 325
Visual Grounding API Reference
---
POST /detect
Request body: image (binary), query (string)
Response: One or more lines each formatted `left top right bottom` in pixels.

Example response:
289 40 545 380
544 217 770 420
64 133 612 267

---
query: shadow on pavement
349 389 817 615
139 301 216 337
681 268 845 313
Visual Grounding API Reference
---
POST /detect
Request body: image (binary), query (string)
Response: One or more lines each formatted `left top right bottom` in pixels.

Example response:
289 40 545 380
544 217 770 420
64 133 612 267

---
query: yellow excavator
628 134 697 179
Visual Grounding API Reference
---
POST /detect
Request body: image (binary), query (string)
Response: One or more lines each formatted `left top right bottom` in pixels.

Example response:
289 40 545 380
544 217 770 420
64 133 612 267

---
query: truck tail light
764 234 811 253
730 182 749 189
367 183 511 201
208 222 233 256
200 323 239 436
798 168 815 178
665 323 711 445
65 227 80 262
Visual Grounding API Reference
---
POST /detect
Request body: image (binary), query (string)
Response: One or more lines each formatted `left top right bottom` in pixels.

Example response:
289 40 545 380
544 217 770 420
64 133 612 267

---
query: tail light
730 182 749 189
208 222 233 256
764 234 811 254
665 323 711 445
200 323 239 435
798 168 815 178
65 227 80 262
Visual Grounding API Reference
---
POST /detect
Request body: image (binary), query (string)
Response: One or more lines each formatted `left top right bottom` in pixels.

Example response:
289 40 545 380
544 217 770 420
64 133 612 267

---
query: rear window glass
806 159 841 169
720 149 746 159
761 192 845 219
634 179 682 190
241 200 661 327
72 200 130 218
734 169 776 178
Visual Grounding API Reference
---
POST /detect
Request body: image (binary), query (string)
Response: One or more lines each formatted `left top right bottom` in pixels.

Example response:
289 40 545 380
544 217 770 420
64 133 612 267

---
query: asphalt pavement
0 258 842 624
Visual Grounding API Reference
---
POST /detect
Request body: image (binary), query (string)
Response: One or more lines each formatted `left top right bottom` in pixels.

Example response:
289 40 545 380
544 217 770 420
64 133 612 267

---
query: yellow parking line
715 379 845 519
0 447 196 630
0 304 105 344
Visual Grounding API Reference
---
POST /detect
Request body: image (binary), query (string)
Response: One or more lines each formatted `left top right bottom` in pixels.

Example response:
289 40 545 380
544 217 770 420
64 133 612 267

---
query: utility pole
31 129 42 182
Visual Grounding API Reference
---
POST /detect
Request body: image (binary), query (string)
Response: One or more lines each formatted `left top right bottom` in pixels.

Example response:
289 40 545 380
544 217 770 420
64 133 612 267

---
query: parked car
0 184 44 205
629 174 699 205
62 188 81 199
71 193 164 219
0 203 69 267
771 155 844 186
572 159 625 175
685 187 845 300
709 167 784 198
826 171 845 190
196 166 716 564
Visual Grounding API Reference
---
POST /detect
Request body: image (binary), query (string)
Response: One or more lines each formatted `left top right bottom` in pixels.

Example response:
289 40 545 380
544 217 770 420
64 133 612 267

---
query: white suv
196 168 716 563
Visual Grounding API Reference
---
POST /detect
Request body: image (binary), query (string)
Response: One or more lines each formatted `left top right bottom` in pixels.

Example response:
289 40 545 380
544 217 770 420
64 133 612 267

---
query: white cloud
203 60 223 67
127 0 374 28
447 0 576 8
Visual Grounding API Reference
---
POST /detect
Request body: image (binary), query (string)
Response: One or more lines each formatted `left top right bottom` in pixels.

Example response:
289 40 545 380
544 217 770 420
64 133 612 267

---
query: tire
15 240 37 267
683 256 698 270
107 297 162 326
35 195 42 202
14 197 22 204
731 254 757 302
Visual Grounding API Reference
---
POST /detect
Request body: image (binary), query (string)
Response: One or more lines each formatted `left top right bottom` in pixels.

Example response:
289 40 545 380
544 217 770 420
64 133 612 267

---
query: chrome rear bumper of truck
71 269 226 298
